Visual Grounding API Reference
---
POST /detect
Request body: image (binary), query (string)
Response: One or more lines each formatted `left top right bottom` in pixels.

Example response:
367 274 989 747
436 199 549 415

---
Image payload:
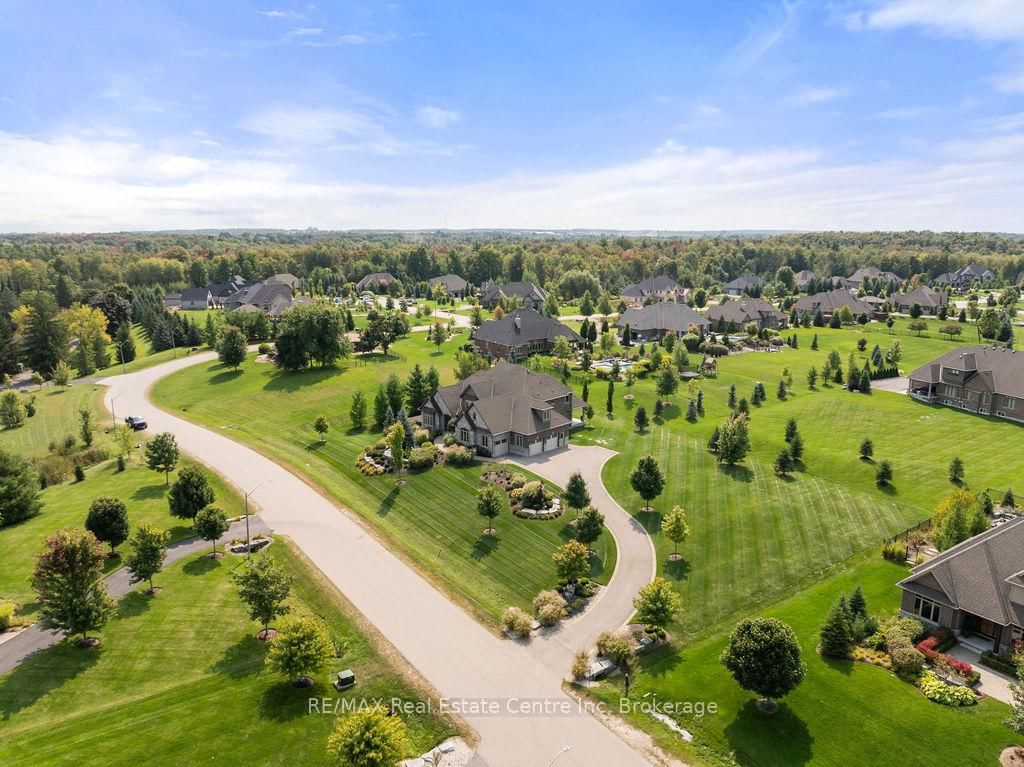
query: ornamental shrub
919 671 977 706
501 606 532 638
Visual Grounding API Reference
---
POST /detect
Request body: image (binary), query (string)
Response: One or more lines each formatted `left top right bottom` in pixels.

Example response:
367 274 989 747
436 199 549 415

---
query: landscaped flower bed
483 470 563 519
918 671 978 707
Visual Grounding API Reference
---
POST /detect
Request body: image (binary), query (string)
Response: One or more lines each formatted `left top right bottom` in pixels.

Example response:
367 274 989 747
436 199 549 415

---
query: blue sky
0 0 1023 231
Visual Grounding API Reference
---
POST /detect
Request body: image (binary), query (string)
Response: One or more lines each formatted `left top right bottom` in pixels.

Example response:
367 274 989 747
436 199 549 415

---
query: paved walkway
97 354 658 767
0 516 269 675
948 645 1018 705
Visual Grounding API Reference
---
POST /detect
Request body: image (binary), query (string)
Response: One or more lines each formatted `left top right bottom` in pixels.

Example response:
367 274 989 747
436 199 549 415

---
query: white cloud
786 86 845 105
993 69 1024 93
2 130 1023 232
858 0 1024 41
415 106 460 129
870 105 932 120
286 27 322 38
724 1 799 74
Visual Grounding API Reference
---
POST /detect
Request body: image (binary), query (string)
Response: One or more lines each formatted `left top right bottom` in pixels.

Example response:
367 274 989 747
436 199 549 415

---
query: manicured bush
0 601 14 631
500 607 532 638
595 629 636 672
575 577 596 598
257 343 271 355
520 480 546 509
890 644 925 676
885 616 926 648
444 445 475 466
73 464 86 482
881 541 906 562
443 434 456 447
407 444 437 470
571 648 590 680
509 473 528 488
533 590 567 627
980 651 1019 676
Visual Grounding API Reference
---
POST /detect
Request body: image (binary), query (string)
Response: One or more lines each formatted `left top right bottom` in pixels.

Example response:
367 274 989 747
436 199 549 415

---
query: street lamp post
109 392 123 429
546 745 571 766
115 339 130 375
243 480 270 556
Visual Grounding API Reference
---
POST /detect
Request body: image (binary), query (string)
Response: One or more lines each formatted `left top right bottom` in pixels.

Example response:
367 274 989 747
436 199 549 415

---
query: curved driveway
100 353 659 767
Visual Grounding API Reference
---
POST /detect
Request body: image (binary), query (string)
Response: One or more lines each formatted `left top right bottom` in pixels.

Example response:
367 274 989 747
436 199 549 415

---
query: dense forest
2 230 1023 304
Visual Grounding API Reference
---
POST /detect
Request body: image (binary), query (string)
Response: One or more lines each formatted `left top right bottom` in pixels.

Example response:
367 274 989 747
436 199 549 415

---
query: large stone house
207 275 250 307
723 275 765 297
891 285 949 315
794 269 818 291
907 345 1024 423
899 516 1024 654
428 273 469 298
472 308 582 361
934 264 996 290
848 266 901 290
704 297 785 331
224 281 297 316
421 363 584 457
617 302 710 342
792 289 875 320
620 275 688 305
479 281 548 311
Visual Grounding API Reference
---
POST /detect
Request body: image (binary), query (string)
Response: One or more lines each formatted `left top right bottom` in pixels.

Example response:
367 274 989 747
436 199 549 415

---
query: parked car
125 416 148 431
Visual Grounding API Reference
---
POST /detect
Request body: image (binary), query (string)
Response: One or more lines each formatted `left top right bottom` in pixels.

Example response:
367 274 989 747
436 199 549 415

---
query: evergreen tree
728 383 737 409
373 386 388 429
349 389 367 430
859 438 874 460
0 447 42 526
685 398 697 422
634 406 649 432
788 432 804 463
23 294 70 375
606 379 614 416
773 448 794 476
819 596 854 657
1003 488 1016 509
948 456 965 484
405 363 428 413
811 333 818 350
706 426 721 453
717 414 751 465
848 586 868 620
875 459 893 487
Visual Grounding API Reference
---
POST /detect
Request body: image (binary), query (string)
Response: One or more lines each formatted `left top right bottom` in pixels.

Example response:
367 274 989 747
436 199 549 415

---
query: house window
513 433 525 448
912 596 940 623
459 428 470 443
1004 396 1017 410
481 435 490 447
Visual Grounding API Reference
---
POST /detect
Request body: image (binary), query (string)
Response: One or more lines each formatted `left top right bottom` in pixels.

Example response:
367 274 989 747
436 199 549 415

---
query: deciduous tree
267 616 335 686
194 506 230 555
232 553 293 638
168 464 214 520
32 529 114 643
85 496 130 554
633 577 681 629
125 524 169 593
145 432 180 485
720 617 806 706
629 454 664 512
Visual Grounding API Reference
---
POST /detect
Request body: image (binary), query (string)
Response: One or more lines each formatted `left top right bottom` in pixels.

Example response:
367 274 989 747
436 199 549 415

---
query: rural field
150 334 616 625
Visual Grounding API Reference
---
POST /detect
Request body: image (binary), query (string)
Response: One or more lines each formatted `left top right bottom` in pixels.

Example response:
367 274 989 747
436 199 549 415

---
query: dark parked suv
125 416 148 431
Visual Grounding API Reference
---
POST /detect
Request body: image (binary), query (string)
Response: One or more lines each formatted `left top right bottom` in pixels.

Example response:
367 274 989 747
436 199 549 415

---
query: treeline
2 231 1023 305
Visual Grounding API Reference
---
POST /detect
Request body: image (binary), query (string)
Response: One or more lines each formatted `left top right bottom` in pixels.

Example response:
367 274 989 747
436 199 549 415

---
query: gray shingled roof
180 287 211 303
617 302 709 333
704 297 784 326
899 516 1024 627
356 272 396 291
792 288 873 317
433 362 579 437
428 273 468 292
892 285 948 310
907 345 1024 399
621 275 681 298
723 275 765 292
481 281 548 304
473 308 582 346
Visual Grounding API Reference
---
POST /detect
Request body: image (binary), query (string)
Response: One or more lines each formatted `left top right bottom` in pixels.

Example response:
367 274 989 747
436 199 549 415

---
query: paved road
0 516 269 675
99 354 657 767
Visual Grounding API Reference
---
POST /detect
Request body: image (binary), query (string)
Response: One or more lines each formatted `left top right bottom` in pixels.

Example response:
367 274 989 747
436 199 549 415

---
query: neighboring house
793 289 875 320
472 308 582 361
265 272 300 290
421 362 585 457
620 275 688 305
829 276 857 291
899 516 1024 655
356 272 398 293
794 270 818 291
704 297 786 331
179 288 212 310
723 275 765 297
224 281 294 315
163 293 181 309
617 302 710 341
891 285 949 315
848 266 901 290
207 276 250 307
480 281 548 311
907 345 1024 423
934 264 996 290
428 273 470 298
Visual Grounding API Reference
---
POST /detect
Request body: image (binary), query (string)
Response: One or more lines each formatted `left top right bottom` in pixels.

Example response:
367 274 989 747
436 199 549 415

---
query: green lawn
0 384 106 459
567 321 1024 634
0 458 245 610
149 338 616 625
103 323 209 377
582 556 1022 767
0 540 459 766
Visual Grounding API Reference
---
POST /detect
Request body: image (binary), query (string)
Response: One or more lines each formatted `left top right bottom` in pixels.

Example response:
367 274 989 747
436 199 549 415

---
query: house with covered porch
420 363 584 457
899 516 1024 655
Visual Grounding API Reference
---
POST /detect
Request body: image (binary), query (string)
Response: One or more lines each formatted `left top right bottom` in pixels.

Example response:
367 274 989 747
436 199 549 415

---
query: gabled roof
431 362 579 437
428 273 469 292
792 288 873 317
907 345 1024 399
723 275 765 292
473 308 582 347
180 287 211 302
704 297 784 326
892 285 948 310
899 516 1024 627
356 272 397 291
618 302 710 332
265 273 299 288
849 266 900 285
794 269 818 285
621 275 681 298
226 281 291 309
481 281 548 303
